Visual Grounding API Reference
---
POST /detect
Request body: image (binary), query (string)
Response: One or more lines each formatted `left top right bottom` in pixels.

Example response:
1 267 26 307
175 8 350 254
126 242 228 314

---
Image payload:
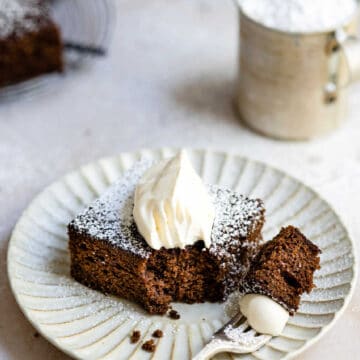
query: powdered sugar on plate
239 0 358 33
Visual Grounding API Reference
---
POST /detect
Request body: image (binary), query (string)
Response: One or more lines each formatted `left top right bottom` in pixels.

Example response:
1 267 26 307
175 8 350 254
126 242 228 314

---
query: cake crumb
152 329 163 338
169 309 180 320
130 330 141 343
33 332 40 338
142 339 156 352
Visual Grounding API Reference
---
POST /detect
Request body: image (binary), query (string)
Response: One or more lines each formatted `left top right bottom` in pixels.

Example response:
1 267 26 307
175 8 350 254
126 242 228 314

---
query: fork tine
193 311 272 360
214 313 244 336
192 330 271 360
233 313 247 327
235 320 250 333
247 329 257 336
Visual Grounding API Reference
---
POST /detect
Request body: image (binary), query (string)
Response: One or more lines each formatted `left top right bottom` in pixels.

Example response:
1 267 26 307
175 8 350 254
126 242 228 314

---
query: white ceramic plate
7 148 357 360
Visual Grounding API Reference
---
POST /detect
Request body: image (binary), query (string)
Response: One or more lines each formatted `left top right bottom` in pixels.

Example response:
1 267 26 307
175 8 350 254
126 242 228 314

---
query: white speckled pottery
7 148 357 360
236 5 360 140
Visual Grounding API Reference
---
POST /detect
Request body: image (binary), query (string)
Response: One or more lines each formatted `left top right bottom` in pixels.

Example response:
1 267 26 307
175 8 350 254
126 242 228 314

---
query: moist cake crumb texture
168 309 180 320
152 329 163 338
241 226 321 314
68 160 265 314
130 330 141 343
141 339 156 352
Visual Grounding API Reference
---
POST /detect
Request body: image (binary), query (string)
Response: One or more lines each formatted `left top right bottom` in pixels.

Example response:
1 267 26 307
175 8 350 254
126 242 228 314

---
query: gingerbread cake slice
241 226 321 314
0 0 63 87
68 161 265 314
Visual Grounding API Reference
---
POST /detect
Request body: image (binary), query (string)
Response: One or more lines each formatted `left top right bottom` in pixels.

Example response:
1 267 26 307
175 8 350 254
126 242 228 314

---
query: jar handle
336 28 360 84
324 28 360 103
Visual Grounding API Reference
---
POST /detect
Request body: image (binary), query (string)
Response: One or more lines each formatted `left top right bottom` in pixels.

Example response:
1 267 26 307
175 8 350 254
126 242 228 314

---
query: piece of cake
68 161 265 314
0 0 63 87
241 226 321 315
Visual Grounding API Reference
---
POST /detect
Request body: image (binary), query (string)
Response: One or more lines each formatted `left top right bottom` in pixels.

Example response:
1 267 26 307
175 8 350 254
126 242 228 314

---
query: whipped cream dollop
133 151 215 250
239 294 289 336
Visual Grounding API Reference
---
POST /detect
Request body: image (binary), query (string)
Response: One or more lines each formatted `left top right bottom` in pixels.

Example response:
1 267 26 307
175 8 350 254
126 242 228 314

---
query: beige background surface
0 1 359 359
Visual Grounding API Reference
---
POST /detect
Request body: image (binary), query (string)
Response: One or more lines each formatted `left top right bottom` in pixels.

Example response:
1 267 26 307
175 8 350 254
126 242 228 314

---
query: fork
192 313 271 360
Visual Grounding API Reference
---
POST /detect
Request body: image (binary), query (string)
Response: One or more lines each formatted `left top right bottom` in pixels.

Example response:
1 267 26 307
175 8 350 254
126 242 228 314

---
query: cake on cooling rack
0 0 63 87
241 225 321 314
68 161 265 315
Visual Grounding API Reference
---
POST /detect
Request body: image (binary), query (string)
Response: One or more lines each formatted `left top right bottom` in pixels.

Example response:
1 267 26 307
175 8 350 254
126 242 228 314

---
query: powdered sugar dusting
0 0 49 38
70 160 265 261
240 0 358 33
210 185 264 254
71 159 153 258
224 324 259 345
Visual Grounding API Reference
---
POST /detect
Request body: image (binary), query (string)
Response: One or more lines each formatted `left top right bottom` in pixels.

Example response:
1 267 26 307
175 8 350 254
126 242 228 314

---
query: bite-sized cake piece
241 226 321 314
0 0 63 87
68 161 265 314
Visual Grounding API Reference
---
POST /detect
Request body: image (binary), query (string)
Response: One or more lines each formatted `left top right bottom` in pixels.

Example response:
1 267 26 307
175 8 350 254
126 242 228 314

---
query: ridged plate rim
7 148 357 360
